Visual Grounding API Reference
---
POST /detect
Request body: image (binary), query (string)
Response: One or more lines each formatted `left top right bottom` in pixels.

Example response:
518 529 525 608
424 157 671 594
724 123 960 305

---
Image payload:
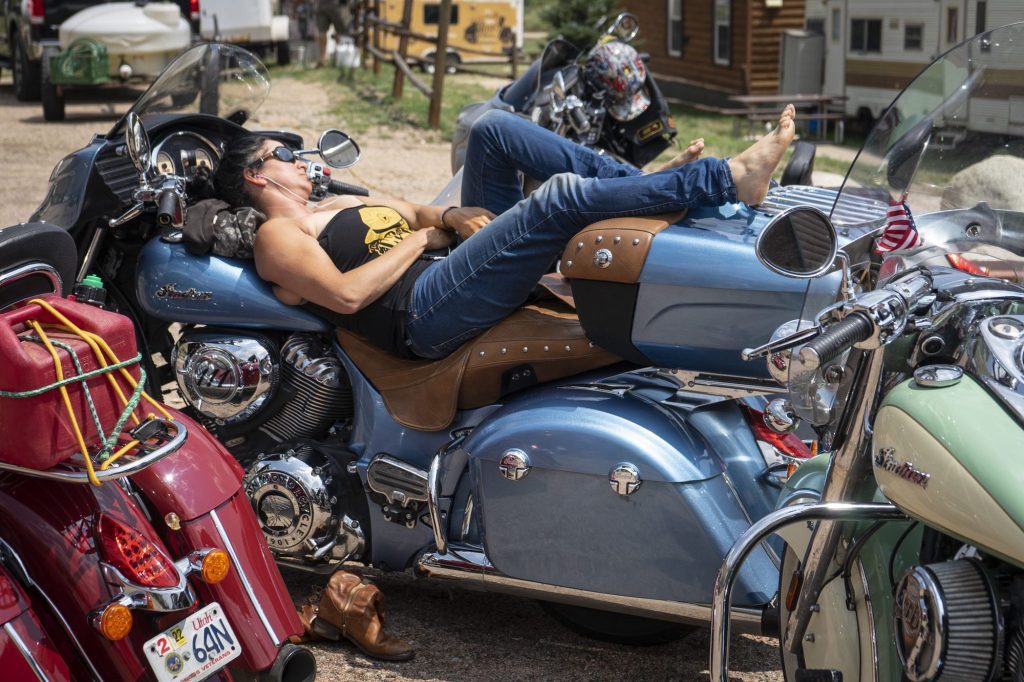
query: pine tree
540 0 619 49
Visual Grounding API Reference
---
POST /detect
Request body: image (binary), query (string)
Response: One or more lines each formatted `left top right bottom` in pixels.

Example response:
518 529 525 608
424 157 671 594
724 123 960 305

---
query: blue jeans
405 110 737 359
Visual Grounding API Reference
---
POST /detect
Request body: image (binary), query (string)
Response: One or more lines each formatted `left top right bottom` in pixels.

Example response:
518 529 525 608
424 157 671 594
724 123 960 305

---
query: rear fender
160 491 303 672
132 408 245 521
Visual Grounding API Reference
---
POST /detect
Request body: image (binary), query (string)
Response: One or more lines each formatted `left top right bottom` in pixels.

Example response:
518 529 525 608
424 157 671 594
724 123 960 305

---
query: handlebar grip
156 191 177 226
327 179 370 197
798 313 874 370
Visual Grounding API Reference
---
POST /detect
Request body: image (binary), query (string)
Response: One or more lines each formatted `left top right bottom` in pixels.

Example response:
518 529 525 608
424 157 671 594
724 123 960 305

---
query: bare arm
369 195 496 239
254 219 451 314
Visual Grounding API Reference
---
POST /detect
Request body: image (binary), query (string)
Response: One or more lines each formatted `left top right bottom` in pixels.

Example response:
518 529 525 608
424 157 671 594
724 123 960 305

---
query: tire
13 35 41 102
41 69 65 122
422 52 459 75
276 41 291 66
539 602 692 646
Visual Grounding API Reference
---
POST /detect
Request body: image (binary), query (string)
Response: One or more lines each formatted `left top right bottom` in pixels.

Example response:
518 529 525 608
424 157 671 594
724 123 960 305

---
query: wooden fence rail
351 0 520 128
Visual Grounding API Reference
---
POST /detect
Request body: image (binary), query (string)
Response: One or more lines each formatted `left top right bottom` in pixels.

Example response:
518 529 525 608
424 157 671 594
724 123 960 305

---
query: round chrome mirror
755 207 838 278
317 130 360 169
124 111 152 174
609 13 640 42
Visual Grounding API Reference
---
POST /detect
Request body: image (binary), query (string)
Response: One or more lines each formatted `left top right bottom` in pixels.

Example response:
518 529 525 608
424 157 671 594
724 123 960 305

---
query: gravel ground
0 72 784 681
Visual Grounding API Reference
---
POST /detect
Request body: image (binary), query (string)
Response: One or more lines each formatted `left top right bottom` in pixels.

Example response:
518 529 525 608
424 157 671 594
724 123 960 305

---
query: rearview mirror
124 111 152 175
317 130 360 169
607 13 639 42
756 207 838 278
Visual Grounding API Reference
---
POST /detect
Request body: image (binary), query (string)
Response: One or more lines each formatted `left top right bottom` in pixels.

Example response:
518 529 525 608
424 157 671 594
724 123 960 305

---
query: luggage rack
0 417 187 484
758 185 889 230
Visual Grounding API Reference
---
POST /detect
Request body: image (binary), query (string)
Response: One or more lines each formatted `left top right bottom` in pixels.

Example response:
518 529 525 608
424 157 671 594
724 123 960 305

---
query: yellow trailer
379 0 523 72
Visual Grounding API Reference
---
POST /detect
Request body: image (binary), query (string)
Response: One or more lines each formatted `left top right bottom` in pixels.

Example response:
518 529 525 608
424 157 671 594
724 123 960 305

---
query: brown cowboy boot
305 570 415 662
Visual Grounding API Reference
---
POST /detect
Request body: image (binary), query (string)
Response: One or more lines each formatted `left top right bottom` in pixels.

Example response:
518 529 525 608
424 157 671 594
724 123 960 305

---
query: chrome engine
243 444 365 565
172 331 354 444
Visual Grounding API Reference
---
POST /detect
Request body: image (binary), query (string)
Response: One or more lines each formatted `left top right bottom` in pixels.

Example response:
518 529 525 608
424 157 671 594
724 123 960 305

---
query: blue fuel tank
135 238 330 332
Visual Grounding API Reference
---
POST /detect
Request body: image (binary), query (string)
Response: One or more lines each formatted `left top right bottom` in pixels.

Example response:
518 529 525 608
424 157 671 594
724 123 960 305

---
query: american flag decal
875 198 923 253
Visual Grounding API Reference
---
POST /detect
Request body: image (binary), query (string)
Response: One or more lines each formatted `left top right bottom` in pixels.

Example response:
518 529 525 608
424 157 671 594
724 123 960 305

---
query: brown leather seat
336 300 622 431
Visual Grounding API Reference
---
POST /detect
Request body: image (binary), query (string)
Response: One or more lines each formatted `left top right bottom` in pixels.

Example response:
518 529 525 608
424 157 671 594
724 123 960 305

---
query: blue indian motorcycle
28 43 878 642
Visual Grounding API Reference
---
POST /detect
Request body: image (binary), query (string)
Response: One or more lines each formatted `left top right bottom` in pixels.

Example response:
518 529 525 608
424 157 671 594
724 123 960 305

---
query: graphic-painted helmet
584 41 650 122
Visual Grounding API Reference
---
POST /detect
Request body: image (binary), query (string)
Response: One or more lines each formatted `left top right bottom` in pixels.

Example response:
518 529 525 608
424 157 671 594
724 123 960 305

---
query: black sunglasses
253 146 299 167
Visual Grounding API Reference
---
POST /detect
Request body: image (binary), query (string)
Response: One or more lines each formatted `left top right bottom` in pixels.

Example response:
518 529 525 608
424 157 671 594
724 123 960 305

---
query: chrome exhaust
415 545 766 634
259 643 316 682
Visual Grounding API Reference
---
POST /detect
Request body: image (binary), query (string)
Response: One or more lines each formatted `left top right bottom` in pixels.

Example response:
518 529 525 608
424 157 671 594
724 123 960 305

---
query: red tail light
742 406 813 460
97 515 180 588
28 0 45 24
946 252 990 277
190 0 200 20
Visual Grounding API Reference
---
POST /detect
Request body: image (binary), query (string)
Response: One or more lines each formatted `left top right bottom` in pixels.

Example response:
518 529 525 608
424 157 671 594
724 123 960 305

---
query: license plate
143 602 242 682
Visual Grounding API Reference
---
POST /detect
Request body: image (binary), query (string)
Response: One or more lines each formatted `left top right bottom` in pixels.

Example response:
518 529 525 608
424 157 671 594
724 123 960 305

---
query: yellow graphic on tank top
359 206 412 256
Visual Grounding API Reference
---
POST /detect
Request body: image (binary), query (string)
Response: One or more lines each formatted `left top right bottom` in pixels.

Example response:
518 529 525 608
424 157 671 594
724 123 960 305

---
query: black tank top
304 205 431 356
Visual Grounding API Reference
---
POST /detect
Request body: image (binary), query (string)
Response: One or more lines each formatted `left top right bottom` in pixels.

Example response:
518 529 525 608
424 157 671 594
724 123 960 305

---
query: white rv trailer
804 0 1024 134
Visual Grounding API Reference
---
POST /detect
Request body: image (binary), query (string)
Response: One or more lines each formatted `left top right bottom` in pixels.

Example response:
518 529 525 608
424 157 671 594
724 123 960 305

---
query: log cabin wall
624 0 806 100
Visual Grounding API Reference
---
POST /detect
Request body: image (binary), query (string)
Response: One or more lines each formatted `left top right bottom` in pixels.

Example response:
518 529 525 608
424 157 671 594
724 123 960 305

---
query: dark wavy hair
214 133 272 208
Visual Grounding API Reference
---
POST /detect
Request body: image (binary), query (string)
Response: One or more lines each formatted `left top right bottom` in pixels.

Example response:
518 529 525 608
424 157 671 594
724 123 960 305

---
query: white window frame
713 0 731 66
667 0 683 57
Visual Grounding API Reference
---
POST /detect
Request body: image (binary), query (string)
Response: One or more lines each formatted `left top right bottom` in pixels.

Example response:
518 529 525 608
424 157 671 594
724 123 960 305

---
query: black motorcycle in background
450 12 678 173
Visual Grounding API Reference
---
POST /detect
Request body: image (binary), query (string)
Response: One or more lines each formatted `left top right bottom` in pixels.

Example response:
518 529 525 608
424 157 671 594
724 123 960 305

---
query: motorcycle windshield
109 43 270 136
789 22 1024 408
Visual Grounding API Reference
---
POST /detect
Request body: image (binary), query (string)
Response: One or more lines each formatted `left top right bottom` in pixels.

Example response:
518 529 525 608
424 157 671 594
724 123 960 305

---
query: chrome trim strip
460 495 474 542
427 454 447 554
858 558 879 682
416 546 765 632
210 508 281 646
709 501 905 682
0 262 62 299
4 621 49 682
96 562 196 613
0 539 102 680
0 419 187 483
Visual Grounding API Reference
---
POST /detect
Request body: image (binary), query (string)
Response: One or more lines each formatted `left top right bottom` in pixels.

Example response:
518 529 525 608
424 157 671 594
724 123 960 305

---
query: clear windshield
788 22 1024 420
834 21 1024 239
109 43 270 136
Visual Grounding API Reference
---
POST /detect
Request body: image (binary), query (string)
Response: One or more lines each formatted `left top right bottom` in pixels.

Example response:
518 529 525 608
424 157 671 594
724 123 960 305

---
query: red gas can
0 296 141 470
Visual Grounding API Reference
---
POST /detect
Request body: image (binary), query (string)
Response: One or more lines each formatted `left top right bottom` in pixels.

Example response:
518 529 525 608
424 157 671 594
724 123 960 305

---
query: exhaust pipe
415 545 767 635
258 643 316 682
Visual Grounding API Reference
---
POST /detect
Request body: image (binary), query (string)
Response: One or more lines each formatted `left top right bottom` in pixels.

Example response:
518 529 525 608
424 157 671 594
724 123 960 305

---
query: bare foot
728 104 796 205
657 138 705 171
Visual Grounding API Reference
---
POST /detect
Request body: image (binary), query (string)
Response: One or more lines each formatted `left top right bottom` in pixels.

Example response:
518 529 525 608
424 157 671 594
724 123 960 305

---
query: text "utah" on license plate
143 602 242 682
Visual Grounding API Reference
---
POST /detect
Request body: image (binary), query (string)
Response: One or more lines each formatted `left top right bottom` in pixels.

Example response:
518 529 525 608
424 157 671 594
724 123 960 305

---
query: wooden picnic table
729 93 848 142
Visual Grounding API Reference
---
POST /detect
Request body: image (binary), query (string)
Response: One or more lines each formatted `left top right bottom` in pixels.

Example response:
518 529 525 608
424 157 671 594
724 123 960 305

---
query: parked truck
1 0 196 103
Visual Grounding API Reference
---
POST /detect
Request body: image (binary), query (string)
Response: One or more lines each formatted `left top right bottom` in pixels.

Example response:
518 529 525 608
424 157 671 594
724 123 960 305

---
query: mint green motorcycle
712 22 1024 682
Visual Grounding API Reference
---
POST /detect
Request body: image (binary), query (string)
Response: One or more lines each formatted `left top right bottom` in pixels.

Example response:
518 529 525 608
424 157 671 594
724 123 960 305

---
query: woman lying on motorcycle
213 105 795 359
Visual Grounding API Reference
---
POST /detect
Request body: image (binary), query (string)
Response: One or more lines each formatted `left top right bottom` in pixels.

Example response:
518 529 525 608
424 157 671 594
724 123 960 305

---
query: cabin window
713 0 731 66
423 3 459 26
806 19 825 36
668 0 685 57
830 9 841 42
946 7 959 43
904 24 923 50
850 18 882 53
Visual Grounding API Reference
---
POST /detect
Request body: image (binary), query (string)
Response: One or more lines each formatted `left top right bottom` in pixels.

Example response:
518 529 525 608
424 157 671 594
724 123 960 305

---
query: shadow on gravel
282 569 783 681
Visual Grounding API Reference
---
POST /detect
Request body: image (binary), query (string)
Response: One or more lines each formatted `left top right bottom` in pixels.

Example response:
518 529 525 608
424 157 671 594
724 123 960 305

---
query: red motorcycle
0 221 313 681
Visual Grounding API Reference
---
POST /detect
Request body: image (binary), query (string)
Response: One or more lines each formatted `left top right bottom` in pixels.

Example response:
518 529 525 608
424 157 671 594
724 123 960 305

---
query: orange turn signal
199 549 231 584
97 603 133 641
